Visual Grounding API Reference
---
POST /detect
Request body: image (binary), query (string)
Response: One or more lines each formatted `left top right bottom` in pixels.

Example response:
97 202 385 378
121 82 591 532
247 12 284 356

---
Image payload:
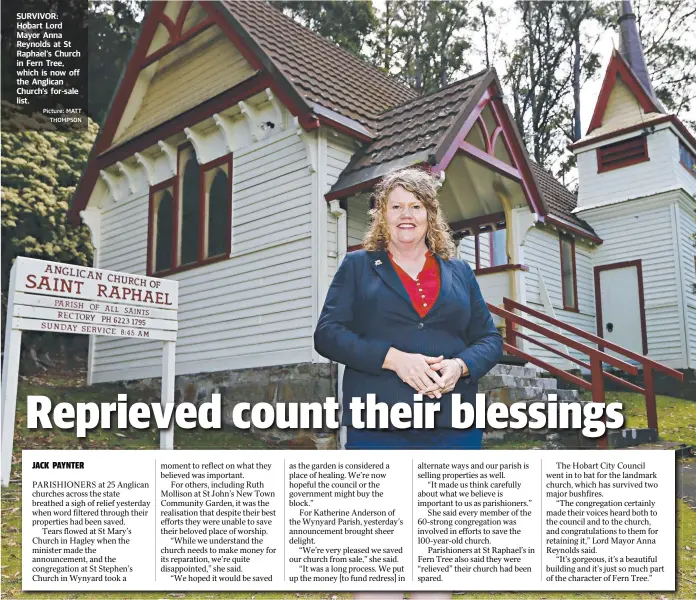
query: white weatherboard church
69 1 695 410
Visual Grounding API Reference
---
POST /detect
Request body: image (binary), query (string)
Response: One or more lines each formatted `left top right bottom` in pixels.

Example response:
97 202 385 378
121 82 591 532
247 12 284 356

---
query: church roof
530 163 598 239
618 1 661 107
329 70 491 194
70 0 593 236
221 0 417 133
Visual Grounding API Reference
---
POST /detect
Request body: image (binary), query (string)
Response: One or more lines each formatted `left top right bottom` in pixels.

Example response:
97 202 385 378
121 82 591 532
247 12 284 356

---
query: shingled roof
333 70 490 190
223 4 567 225
221 0 418 131
70 0 595 238
530 162 598 238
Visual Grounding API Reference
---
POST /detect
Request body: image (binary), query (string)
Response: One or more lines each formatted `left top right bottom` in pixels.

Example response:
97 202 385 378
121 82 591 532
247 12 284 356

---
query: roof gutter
310 103 374 142
324 153 432 201
545 215 603 245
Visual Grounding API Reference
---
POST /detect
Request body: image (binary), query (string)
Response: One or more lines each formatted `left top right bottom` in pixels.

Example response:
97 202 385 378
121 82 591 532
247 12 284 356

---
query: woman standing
313 167 503 600
314 167 503 451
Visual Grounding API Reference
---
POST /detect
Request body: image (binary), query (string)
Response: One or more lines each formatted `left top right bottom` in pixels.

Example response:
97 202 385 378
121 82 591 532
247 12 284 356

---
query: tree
88 0 147 123
477 2 495 70
1 102 97 366
392 1 474 92
503 2 575 168
270 1 377 59
558 2 610 183
1 102 96 297
634 0 696 129
274 1 477 94
502 1 607 173
562 2 610 143
370 0 405 73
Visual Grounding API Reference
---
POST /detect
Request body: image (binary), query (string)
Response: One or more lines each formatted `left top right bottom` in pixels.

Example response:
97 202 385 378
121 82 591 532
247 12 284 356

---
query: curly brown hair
362 167 457 259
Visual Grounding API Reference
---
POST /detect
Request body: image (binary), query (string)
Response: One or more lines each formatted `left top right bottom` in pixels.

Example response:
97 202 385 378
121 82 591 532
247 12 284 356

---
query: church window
559 233 578 311
489 229 508 267
179 147 200 266
151 186 174 274
148 146 232 276
679 141 696 178
203 163 231 259
459 221 508 271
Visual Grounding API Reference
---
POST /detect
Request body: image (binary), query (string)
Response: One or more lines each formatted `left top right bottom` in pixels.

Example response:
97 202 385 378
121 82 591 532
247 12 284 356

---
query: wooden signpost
1 257 179 487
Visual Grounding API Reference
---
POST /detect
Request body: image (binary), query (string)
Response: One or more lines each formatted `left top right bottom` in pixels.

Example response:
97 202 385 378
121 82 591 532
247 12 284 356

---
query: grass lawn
2 382 694 599
484 390 696 451
483 437 543 450
607 391 696 448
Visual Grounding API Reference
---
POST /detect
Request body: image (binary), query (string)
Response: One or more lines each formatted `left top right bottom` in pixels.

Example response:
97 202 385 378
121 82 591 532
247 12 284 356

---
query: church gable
114 26 257 146
109 2 258 148
600 76 653 133
586 50 662 137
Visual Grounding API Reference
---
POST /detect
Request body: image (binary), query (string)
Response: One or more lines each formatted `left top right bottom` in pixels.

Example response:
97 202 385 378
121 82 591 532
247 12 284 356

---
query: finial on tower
618 1 657 100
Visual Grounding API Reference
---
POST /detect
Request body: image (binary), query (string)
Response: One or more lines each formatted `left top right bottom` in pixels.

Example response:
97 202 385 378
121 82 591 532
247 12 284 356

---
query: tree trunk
480 2 490 69
571 10 582 141
415 55 422 91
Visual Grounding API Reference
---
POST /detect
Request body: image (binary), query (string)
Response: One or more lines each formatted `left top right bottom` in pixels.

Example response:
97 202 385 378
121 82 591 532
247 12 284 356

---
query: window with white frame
559 233 578 310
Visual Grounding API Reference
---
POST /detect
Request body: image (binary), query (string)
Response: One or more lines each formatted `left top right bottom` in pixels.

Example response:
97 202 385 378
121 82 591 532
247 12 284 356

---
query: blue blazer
314 249 503 428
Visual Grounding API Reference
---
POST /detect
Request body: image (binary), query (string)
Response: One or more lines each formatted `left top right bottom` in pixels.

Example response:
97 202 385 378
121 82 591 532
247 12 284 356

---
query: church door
594 260 648 356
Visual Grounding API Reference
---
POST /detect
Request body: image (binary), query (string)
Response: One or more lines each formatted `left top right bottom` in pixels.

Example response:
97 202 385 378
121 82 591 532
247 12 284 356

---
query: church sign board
1 257 179 486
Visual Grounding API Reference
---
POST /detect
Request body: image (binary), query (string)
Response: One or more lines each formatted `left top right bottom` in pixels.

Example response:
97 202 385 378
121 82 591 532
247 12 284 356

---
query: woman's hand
429 358 466 394
383 348 446 396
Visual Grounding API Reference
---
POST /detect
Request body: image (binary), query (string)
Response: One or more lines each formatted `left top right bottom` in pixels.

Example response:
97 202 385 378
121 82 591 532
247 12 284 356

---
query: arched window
154 189 173 273
148 146 232 276
180 155 200 265
207 168 228 258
